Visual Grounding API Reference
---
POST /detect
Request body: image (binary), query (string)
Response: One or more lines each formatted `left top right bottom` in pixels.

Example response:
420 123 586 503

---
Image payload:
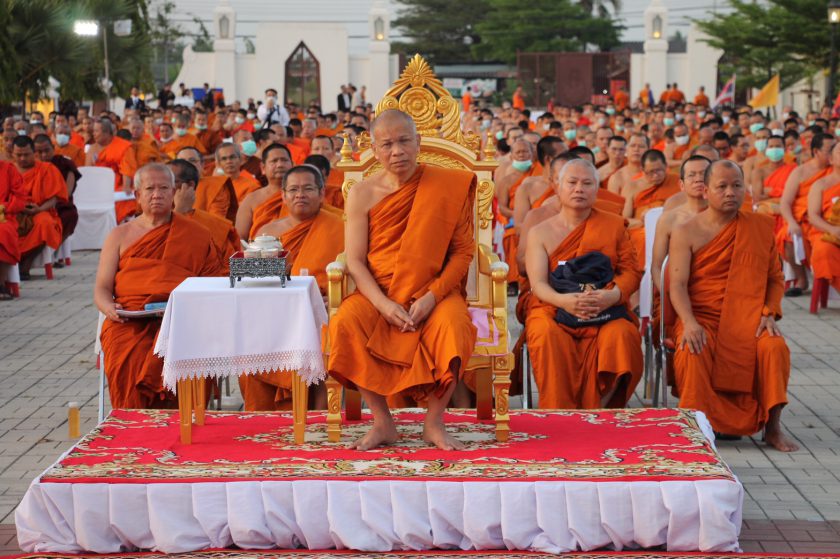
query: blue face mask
663 118 675 127
564 129 577 141
754 139 768 153
511 159 533 172
240 140 257 156
605 107 615 115
764 147 785 162
577 140 587 147
749 123 765 134
592 146 601 155
794 144 802 154
495 131 504 141
55 134 70 146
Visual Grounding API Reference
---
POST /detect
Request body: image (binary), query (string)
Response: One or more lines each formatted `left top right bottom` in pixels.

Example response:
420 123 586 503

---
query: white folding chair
70 167 117 250
56 237 72 266
94 312 109 423
30 246 55 279
6 264 20 297
639 207 664 403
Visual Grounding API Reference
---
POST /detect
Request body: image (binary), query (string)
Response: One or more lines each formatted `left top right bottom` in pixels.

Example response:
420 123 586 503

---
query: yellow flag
749 75 780 109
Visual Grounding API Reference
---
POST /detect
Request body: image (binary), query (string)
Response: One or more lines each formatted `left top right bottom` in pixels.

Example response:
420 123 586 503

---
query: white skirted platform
15 408 743 554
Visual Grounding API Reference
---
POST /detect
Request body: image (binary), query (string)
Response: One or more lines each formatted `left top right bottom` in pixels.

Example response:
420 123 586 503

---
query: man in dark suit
337 85 352 112
124 87 146 111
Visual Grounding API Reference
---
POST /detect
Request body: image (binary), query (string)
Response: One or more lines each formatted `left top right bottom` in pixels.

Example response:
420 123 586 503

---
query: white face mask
675 135 690 146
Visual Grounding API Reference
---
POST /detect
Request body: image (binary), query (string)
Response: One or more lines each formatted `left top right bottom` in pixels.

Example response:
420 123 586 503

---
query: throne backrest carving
337 55 498 304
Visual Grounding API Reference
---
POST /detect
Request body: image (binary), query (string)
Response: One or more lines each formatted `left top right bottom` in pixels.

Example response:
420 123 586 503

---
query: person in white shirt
257 88 290 127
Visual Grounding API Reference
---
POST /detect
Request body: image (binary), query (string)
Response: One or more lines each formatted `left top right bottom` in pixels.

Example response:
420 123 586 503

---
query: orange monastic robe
96 137 133 223
674 212 790 435
232 171 261 202
55 143 85 169
195 176 239 223
249 192 288 240
502 163 542 282
526 209 643 409
160 134 207 160
628 173 682 267
100 215 224 409
196 129 223 155
760 163 797 234
775 166 831 257
324 168 346 209
0 162 27 265
809 182 840 290
329 164 477 400
186 208 240 272
18 161 67 253
119 138 165 181
240 209 345 410
596 188 626 215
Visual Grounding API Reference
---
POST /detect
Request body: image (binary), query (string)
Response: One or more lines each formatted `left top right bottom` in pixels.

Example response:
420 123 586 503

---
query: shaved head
704 158 742 184
691 144 720 161
371 109 417 142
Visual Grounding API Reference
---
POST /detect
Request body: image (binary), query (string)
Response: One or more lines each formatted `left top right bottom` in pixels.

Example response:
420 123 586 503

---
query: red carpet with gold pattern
40 408 733 484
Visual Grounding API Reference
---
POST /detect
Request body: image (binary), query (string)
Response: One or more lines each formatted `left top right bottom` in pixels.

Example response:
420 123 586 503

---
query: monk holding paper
240 165 345 411
524 158 643 409
329 110 477 451
95 163 223 409
669 159 797 451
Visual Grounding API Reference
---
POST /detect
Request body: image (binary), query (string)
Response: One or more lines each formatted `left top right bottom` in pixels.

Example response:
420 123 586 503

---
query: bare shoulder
345 174 380 213
257 216 292 237
241 188 269 209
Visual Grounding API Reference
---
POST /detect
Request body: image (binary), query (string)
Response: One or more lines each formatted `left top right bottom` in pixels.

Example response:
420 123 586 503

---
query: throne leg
326 376 342 442
476 368 493 419
493 355 512 442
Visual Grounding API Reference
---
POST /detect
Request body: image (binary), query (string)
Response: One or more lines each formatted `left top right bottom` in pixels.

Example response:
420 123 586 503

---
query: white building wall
685 28 721 98
666 54 688 93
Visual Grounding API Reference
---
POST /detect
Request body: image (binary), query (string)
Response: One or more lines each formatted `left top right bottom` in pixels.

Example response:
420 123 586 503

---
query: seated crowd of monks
6 86 833 452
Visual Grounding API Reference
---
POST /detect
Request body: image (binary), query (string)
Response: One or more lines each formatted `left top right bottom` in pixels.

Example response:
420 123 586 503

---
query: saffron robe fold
249 191 287 240
55 143 85 169
501 163 542 282
628 173 681 268
596 188 626 215
759 163 797 234
324 168 346 209
96 137 133 223
809 182 840 290
187 208 241 272
0 162 27 265
329 164 477 399
240 209 345 410
674 211 789 435
525 209 643 409
19 162 67 253
100 215 224 409
160 133 207 159
119 138 164 180
195 176 239 223
232 171 261 202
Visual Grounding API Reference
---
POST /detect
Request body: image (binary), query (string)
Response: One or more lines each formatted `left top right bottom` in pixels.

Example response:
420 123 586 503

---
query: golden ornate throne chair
323 55 513 442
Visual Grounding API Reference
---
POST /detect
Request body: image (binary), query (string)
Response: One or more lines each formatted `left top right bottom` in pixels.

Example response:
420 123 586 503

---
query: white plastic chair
6 264 20 297
70 167 117 250
95 312 109 423
30 245 55 279
639 206 664 403
56 237 72 266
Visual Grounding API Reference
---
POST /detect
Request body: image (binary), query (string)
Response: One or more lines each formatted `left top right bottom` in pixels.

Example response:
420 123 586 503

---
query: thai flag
832 92 840 118
713 75 736 108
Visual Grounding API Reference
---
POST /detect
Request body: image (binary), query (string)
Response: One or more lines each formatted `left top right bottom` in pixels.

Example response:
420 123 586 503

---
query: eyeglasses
284 186 320 195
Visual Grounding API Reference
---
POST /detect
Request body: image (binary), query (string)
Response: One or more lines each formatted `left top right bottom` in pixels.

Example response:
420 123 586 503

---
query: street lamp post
75 19 130 112
828 1 840 106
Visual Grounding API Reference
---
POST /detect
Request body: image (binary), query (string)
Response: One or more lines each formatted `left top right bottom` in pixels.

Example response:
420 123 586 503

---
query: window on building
285 42 321 109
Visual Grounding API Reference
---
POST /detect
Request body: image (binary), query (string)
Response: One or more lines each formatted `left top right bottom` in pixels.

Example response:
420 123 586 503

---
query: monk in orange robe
120 119 164 186
496 139 539 286
11 136 67 278
239 166 345 411
614 87 629 112
169 159 240 272
235 144 294 240
329 110 477 451
777 133 835 293
670 160 798 451
598 135 626 188
195 144 259 223
512 137 566 229
94 163 224 409
807 142 840 291
607 133 647 195
694 86 710 107
87 119 133 223
0 161 27 298
310 135 345 209
623 149 682 268
53 123 85 168
524 158 642 409
193 111 223 155
753 135 797 234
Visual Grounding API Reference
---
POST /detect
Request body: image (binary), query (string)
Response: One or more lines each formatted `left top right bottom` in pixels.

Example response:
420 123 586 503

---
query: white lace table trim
160 349 326 392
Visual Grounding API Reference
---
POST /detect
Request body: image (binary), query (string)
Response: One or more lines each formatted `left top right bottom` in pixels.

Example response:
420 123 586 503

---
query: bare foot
350 420 399 450
423 422 465 451
764 426 799 452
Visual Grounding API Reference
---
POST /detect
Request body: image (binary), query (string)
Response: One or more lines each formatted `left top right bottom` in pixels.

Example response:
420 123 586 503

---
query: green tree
191 16 215 53
391 0 489 63
149 0 186 85
578 0 622 18
0 0 87 108
696 0 830 94
473 0 622 64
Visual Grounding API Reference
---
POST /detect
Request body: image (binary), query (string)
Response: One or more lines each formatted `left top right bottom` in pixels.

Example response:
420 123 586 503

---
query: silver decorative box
229 252 288 287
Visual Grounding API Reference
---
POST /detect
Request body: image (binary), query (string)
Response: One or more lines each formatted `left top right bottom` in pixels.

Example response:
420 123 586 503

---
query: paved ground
2 250 840 554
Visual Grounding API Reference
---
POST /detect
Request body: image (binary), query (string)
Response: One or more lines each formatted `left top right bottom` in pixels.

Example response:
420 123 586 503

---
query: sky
617 0 733 42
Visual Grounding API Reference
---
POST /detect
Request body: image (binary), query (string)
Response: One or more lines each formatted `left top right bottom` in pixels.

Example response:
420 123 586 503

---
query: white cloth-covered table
155 276 328 390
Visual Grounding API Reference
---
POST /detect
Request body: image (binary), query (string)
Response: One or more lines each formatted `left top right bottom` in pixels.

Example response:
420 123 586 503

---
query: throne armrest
326 254 347 319
477 244 509 320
